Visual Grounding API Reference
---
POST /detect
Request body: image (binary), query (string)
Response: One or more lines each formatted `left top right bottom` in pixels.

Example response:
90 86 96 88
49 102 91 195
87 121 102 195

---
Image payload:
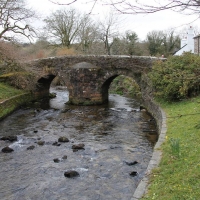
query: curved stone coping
131 104 167 200
0 92 33 120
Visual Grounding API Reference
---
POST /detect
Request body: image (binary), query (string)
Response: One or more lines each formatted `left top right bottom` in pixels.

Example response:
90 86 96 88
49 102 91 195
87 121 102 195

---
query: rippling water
0 87 158 200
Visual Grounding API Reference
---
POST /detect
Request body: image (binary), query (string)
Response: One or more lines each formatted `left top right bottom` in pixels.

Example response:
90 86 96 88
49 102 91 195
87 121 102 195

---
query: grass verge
0 82 24 102
143 96 200 200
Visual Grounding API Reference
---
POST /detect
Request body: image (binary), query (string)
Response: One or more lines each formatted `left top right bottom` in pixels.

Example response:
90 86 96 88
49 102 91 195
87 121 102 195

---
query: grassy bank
143 96 200 200
0 82 24 102
0 83 33 120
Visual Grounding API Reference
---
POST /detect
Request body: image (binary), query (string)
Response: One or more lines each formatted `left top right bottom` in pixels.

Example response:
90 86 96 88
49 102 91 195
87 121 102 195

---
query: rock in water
27 145 35 150
64 170 80 178
58 137 69 143
2 146 14 153
37 141 45 146
0 136 17 142
125 161 138 166
72 144 85 150
53 158 60 163
129 171 138 177
52 142 61 146
62 155 68 160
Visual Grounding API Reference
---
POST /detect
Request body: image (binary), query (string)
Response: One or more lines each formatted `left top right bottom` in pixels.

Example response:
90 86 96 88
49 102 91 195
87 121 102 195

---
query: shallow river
0 87 158 200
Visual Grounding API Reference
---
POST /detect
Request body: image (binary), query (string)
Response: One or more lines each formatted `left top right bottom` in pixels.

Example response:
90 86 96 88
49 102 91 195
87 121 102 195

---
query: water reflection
0 87 158 200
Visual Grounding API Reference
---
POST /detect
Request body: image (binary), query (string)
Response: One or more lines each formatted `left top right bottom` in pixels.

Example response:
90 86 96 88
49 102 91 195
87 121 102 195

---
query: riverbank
142 96 200 199
0 83 34 120
0 82 24 102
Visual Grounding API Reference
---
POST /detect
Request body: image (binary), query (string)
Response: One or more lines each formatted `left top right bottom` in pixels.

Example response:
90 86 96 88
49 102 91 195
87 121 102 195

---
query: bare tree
48 0 200 16
108 0 200 15
98 12 119 55
111 32 143 56
0 0 36 41
44 8 83 48
77 14 99 53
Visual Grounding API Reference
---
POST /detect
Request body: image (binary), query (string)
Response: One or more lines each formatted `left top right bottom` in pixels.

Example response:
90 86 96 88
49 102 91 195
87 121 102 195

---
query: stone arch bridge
28 55 161 105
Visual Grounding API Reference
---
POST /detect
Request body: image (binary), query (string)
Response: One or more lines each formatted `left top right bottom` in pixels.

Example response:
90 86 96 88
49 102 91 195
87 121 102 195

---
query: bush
149 52 200 101
109 75 141 98
0 41 37 91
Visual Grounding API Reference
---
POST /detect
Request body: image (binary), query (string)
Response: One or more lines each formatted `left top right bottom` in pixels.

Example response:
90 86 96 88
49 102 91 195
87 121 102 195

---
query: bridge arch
100 70 142 103
29 55 162 105
35 74 57 97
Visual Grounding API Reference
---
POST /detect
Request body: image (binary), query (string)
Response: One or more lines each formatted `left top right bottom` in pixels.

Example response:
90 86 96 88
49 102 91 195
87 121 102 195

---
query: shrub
109 75 141 98
56 47 76 56
0 41 37 91
149 52 200 101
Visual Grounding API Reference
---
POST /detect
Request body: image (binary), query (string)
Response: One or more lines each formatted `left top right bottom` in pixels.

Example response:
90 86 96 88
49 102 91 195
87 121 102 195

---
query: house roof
174 44 187 55
194 34 200 39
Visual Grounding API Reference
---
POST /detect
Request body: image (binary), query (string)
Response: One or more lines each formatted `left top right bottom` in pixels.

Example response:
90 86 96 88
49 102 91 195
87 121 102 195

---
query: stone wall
132 73 167 199
0 93 34 120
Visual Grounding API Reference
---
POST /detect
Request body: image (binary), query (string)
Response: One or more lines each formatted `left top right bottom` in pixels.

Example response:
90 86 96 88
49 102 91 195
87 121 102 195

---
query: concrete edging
131 104 167 200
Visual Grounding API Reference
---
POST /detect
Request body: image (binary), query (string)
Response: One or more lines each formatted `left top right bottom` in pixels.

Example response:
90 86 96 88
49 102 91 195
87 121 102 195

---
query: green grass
143 97 200 200
0 82 24 102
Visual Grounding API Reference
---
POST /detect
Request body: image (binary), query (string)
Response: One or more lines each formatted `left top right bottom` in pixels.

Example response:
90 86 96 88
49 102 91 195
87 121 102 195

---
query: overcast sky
27 0 200 41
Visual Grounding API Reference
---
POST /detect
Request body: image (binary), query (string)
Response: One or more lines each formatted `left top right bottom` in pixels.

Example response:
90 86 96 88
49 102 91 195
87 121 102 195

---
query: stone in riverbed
1 146 14 153
52 142 61 146
125 161 138 166
58 137 69 143
72 143 85 151
129 171 138 177
64 170 80 178
53 158 60 163
0 136 17 142
62 155 68 160
27 145 35 150
37 141 45 146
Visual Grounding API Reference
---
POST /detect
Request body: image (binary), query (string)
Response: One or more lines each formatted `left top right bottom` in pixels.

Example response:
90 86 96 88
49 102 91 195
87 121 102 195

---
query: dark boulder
129 171 138 177
2 146 14 153
27 145 35 150
52 142 61 146
0 136 17 142
62 155 68 160
125 161 138 166
53 158 60 163
37 141 45 146
64 170 80 178
72 143 85 150
58 137 69 143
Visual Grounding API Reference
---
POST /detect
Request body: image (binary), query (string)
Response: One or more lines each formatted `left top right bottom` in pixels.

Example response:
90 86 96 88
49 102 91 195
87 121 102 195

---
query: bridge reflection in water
0 86 158 200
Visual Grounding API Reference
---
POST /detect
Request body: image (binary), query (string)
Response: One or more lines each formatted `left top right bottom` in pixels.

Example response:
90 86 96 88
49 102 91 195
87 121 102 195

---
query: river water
0 87 158 200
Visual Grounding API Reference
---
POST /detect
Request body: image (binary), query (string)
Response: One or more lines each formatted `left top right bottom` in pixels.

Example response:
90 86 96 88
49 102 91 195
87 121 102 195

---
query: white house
175 26 195 55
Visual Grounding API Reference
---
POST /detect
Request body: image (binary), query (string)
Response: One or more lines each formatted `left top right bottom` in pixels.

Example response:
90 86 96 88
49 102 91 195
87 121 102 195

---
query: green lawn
143 97 200 200
0 82 24 102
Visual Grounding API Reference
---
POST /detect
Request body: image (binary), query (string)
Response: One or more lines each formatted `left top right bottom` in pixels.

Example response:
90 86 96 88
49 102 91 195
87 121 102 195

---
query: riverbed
0 87 158 200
